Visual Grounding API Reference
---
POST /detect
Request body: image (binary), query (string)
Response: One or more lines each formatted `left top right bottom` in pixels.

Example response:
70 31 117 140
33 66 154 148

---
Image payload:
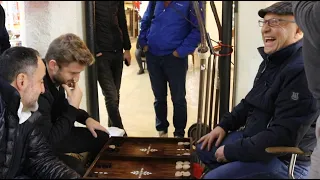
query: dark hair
0 46 40 83
44 33 94 66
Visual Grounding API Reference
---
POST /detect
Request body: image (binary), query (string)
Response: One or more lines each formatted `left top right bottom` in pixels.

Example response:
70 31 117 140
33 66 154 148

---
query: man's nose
74 74 80 82
261 23 271 33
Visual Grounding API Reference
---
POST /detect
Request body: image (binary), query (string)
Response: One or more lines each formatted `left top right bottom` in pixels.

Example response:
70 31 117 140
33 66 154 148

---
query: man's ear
48 59 58 72
15 73 28 91
295 26 304 39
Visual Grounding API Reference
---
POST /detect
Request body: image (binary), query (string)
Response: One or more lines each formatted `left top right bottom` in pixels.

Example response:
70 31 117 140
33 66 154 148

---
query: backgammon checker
83 137 194 179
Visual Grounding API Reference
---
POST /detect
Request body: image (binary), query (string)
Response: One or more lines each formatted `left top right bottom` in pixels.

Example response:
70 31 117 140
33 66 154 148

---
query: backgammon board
83 137 194 179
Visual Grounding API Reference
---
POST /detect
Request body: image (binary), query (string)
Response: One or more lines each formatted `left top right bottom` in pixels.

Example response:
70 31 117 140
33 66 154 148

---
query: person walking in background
95 1 132 134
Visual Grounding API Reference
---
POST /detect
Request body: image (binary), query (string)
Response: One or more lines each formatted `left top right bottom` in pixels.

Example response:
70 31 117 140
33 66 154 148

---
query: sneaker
158 131 168 137
174 136 184 138
137 69 144 75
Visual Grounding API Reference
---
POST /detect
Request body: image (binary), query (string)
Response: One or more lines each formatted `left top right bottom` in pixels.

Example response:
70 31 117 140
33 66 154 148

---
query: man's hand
197 126 226 151
123 50 131 66
96 52 102 57
143 45 148 53
173 50 180 58
215 145 228 163
85 118 109 138
62 81 82 109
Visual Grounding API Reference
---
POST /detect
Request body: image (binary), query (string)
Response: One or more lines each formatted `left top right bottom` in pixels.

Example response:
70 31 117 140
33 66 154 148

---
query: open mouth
265 37 276 43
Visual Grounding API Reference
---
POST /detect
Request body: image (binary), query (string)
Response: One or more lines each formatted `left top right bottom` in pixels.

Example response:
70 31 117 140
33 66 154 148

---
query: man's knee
59 154 86 176
195 143 215 163
104 96 119 107
171 96 186 106
154 97 167 104
96 130 109 143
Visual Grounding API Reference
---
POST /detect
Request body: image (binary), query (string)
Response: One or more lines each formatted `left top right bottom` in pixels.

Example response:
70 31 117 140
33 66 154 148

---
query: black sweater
35 71 89 146
95 1 131 53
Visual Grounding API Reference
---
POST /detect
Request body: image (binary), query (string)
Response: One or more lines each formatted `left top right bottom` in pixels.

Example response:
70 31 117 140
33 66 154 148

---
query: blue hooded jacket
138 1 202 58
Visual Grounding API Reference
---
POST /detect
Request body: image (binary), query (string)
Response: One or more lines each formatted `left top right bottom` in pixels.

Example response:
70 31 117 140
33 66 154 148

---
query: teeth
265 37 275 40
265 37 275 42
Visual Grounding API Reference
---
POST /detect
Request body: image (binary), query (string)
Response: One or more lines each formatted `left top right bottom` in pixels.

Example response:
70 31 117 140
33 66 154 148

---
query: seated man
35 33 110 176
0 46 80 178
196 1 317 179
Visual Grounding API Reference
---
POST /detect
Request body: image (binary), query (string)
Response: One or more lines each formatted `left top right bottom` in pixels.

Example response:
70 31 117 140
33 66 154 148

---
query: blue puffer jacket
218 40 317 165
138 1 202 58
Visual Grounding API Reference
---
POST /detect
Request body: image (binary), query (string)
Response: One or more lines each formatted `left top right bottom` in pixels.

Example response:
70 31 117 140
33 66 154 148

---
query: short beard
53 74 65 87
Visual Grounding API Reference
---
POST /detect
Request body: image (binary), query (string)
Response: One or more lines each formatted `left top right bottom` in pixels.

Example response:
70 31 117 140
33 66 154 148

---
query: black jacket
35 71 89 146
95 1 131 53
0 77 80 179
218 41 317 165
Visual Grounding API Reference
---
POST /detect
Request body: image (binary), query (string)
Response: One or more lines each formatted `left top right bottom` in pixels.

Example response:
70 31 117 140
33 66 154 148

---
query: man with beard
0 46 80 178
35 33 110 176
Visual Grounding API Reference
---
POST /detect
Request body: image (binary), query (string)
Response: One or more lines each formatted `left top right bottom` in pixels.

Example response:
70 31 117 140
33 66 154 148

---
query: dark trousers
196 131 309 179
146 51 188 137
54 127 109 176
97 51 124 129
135 48 144 71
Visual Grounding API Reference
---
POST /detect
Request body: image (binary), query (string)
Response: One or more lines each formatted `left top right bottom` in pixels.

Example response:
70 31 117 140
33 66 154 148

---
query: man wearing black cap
195 1 317 179
292 1 320 178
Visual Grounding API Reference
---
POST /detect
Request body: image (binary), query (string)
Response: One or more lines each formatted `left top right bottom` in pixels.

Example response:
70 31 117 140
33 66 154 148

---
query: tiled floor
97 38 202 137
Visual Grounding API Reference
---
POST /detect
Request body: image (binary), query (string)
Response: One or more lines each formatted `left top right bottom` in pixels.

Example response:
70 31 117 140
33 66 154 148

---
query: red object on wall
133 1 140 10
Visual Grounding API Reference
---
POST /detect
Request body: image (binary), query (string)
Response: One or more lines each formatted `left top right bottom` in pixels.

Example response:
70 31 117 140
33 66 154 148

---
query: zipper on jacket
267 117 274 128
6 115 19 179
261 56 270 74
254 57 270 83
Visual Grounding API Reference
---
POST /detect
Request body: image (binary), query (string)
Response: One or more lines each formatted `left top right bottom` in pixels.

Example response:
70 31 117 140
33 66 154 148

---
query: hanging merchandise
133 1 140 11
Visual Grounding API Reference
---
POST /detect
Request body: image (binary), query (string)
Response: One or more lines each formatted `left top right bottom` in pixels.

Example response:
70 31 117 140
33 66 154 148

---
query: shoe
158 131 168 137
137 69 144 75
174 136 184 138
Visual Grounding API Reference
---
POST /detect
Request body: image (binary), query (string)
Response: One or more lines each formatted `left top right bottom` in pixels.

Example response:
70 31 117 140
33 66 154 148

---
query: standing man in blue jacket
196 1 317 179
138 1 202 138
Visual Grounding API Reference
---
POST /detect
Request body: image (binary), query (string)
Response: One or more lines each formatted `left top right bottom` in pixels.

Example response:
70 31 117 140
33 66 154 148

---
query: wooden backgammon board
83 137 194 179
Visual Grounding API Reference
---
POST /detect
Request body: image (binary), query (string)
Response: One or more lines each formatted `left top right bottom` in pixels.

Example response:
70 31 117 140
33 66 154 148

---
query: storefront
1 1 23 47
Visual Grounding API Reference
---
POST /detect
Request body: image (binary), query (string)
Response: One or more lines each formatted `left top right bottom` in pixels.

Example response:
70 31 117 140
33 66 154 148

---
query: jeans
97 51 124 129
196 131 309 179
146 51 188 137
135 48 144 71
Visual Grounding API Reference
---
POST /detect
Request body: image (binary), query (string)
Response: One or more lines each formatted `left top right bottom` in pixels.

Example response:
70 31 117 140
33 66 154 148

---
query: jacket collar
0 76 21 114
257 40 303 64
43 64 62 98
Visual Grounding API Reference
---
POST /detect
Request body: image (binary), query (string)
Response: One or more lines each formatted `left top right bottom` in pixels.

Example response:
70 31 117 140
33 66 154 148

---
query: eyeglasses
258 18 295 27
